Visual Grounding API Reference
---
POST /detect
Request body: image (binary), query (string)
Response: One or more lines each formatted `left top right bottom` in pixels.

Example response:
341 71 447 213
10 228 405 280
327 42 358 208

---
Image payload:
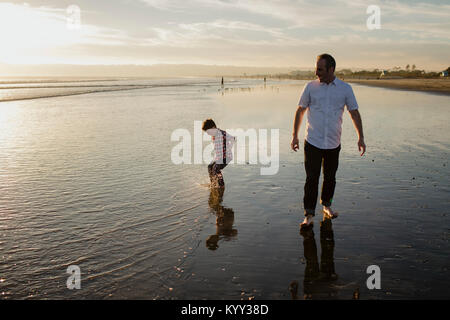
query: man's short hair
317 53 336 72
202 118 216 131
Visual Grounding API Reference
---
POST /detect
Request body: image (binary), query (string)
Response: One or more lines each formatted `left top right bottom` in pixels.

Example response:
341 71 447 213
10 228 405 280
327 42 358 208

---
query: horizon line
0 62 447 72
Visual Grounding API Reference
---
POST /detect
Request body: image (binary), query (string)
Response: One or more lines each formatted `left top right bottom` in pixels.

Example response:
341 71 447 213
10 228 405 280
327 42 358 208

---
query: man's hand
292 107 306 152
291 136 300 152
358 138 366 156
348 109 365 157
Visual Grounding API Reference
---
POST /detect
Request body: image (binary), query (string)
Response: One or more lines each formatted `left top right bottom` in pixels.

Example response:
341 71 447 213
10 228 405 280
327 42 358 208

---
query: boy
202 119 235 188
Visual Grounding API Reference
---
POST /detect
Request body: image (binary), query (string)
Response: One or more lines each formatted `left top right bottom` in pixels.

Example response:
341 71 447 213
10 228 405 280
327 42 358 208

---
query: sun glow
0 3 112 64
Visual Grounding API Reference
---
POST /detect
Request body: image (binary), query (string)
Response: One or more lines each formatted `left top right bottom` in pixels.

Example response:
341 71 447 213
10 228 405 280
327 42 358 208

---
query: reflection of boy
206 187 238 250
202 119 235 188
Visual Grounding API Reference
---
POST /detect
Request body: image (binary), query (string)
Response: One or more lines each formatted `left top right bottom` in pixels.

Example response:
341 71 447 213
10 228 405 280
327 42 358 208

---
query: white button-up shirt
298 77 359 149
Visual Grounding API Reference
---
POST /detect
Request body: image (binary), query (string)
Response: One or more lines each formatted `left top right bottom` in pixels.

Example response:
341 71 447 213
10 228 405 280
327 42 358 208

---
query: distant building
440 71 448 77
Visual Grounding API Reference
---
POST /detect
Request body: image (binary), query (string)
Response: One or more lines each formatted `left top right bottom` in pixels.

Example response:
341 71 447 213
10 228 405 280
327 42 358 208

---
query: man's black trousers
303 140 341 216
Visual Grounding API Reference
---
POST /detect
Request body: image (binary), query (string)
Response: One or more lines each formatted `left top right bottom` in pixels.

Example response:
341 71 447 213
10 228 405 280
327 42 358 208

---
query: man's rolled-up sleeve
345 85 359 111
298 83 310 109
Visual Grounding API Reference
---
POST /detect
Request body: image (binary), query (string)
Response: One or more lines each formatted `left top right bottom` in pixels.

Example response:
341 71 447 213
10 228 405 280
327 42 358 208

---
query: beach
347 78 450 95
0 78 449 300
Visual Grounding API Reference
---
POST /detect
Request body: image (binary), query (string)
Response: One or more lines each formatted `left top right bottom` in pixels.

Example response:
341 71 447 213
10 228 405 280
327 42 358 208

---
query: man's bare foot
300 215 314 227
323 206 338 219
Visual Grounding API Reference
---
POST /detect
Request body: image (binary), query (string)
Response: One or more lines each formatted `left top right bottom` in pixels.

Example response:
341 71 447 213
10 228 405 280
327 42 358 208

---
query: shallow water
0 78 448 299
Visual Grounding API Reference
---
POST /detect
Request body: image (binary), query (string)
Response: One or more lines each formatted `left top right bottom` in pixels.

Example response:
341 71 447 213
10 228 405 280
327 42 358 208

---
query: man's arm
348 109 366 156
291 106 307 152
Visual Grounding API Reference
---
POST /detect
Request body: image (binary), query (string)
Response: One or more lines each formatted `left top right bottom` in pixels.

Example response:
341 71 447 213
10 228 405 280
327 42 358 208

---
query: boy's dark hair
202 119 216 131
317 53 336 72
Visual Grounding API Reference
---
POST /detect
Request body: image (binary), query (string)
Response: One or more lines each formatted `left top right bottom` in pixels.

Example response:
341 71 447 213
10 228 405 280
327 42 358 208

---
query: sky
0 0 449 71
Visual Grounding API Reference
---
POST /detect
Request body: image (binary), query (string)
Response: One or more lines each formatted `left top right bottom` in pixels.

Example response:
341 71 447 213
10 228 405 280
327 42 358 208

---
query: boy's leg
215 163 227 187
208 162 217 186
209 162 227 187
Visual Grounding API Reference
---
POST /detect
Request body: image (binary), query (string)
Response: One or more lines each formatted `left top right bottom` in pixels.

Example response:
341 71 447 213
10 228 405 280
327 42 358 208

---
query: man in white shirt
291 54 366 227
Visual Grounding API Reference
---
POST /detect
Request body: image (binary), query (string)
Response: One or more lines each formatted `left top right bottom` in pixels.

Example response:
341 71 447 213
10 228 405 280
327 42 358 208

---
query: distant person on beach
291 54 366 227
202 119 236 188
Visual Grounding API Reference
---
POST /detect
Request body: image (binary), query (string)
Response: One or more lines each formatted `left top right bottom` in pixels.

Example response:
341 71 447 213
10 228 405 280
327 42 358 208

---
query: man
291 54 365 227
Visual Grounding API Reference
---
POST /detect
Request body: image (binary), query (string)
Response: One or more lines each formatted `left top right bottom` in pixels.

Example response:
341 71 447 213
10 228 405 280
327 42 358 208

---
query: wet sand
178 82 450 300
0 79 449 300
347 78 450 95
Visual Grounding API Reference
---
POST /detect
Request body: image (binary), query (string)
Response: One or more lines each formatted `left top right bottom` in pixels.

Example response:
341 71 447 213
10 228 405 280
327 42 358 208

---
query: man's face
315 59 334 82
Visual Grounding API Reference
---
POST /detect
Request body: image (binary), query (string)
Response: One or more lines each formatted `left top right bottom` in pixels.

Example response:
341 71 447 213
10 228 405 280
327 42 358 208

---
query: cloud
106 1 450 46
1 0 448 69
138 0 186 10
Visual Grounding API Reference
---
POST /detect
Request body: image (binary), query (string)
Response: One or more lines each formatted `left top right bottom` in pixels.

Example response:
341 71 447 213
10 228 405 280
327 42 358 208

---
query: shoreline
345 78 450 95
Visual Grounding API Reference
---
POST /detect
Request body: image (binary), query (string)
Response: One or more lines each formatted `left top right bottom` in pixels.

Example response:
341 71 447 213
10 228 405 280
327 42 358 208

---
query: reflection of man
300 218 337 300
206 188 237 250
291 54 366 227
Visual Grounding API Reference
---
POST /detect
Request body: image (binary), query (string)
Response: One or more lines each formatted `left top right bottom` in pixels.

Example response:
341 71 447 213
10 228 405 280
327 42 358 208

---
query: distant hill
259 67 448 80
0 63 296 78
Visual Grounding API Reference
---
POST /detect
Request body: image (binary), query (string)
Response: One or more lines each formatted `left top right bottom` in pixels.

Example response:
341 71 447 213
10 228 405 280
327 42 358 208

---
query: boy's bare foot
323 206 338 219
300 215 314 228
